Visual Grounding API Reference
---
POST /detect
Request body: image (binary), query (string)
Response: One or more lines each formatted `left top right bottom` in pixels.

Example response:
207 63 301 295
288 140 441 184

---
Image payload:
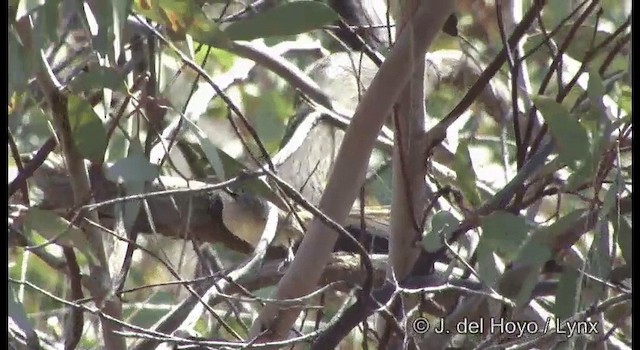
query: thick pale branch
249 0 455 342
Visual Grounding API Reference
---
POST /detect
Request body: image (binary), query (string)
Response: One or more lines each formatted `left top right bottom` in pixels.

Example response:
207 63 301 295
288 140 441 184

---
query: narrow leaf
24 208 97 262
132 0 229 47
70 66 127 93
105 153 159 184
67 96 108 163
224 1 339 41
476 241 501 288
554 268 580 319
480 211 531 261
532 95 590 170
9 286 38 346
613 215 632 265
511 240 551 307
587 66 606 102
453 139 481 207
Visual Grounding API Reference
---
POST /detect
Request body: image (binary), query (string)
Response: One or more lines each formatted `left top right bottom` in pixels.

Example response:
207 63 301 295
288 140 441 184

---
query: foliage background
8 0 631 349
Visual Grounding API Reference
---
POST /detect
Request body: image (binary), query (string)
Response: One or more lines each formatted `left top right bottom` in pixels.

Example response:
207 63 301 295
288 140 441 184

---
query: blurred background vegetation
8 0 631 349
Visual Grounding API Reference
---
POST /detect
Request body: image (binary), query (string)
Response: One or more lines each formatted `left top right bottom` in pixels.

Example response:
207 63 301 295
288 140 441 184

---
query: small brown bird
217 191 303 249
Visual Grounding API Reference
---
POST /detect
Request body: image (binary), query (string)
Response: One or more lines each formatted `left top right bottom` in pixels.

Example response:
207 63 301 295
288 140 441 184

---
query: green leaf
68 96 108 163
612 215 632 265
617 85 631 114
585 222 611 300
70 66 127 93
453 140 481 207
8 29 32 98
587 67 606 102
476 241 501 288
105 153 159 183
24 208 97 262
532 95 590 170
8 286 37 344
510 240 551 307
554 268 580 319
30 0 58 44
531 209 588 246
422 211 459 252
123 139 146 233
132 0 229 47
85 0 115 58
480 211 531 261
223 1 339 41
601 175 622 218
564 156 595 191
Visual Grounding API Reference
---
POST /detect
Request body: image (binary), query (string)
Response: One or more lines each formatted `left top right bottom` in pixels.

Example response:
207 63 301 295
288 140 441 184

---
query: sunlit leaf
480 211 531 261
554 268 580 319
476 241 501 288
70 66 127 93
453 139 480 207
67 96 108 163
612 215 632 265
532 95 590 170
105 153 159 184
586 221 611 300
532 209 588 246
24 208 97 262
509 240 551 307
8 29 32 98
422 210 458 252
8 286 37 345
224 1 339 41
587 67 606 101
132 0 229 47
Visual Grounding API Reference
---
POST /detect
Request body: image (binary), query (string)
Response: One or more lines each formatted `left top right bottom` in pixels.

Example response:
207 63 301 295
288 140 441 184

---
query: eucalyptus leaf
24 208 97 263
224 1 339 41
132 0 229 47
480 211 531 261
67 95 108 163
612 215 632 265
8 286 38 346
554 268 580 320
509 240 551 307
422 211 459 252
532 95 591 170
585 222 611 300
476 241 501 288
105 153 159 184
587 67 606 102
453 139 480 207
70 66 127 93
